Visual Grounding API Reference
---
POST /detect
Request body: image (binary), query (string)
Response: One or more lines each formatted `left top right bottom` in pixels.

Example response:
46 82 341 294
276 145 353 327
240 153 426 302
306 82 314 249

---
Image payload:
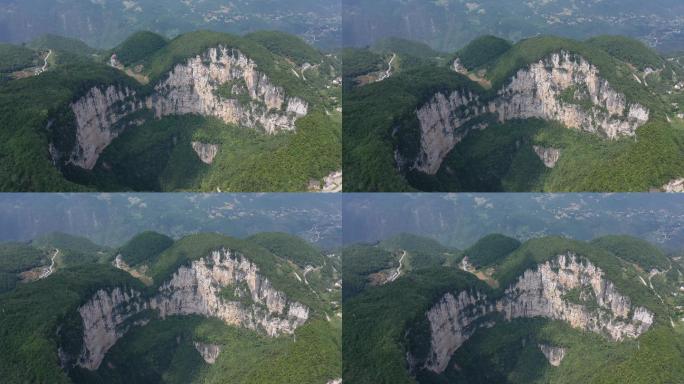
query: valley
0 30 341 192
343 232 684 384
0 231 342 384
343 35 684 192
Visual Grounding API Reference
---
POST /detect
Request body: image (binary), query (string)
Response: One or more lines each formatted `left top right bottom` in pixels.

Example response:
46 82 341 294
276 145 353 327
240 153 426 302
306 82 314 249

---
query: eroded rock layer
411 51 649 175
74 248 309 370
416 253 654 373
63 46 308 170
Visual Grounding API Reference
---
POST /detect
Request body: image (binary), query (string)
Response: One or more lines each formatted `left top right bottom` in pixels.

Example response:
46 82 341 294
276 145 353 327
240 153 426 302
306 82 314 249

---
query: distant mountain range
0 0 341 50
343 0 684 53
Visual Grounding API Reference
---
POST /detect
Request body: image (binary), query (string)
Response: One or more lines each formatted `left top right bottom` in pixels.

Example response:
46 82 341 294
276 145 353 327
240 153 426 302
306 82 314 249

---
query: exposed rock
662 178 684 192
77 288 147 370
75 248 309 370
452 58 467 74
492 52 649 139
414 91 487 174
62 46 308 170
410 51 650 175
309 170 343 193
539 344 566 367
326 379 342 384
191 142 219 164
194 342 221 364
68 85 143 169
415 253 654 374
533 146 561 168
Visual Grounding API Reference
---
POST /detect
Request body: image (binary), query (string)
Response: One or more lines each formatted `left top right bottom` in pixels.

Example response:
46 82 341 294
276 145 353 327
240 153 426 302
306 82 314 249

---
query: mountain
343 0 684 53
343 234 684 383
343 35 684 192
0 0 341 51
0 30 341 192
342 193 684 252
0 232 341 383
0 193 342 250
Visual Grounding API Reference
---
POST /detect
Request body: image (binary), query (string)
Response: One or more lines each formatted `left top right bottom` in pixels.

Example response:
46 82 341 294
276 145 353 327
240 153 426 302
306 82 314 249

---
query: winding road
35 50 51 75
389 250 406 282
378 53 396 82
39 249 59 279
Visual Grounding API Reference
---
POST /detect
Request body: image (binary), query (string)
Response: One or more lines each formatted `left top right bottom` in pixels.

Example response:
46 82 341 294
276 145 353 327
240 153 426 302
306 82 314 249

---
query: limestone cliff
539 344 566 367
414 253 654 374
60 46 308 170
73 248 309 370
191 142 219 164
68 85 144 169
409 51 649 175
662 178 684 192
533 146 561 168
194 342 221 364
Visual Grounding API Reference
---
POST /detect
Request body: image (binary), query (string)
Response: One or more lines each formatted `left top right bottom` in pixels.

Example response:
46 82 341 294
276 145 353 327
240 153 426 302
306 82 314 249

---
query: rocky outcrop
410 51 650 175
414 91 488 174
62 46 308 170
194 342 221 364
539 344 566 367
77 288 147 370
74 248 309 370
492 52 649 138
146 47 307 134
68 85 144 169
533 146 561 168
415 253 654 374
191 142 219 164
662 178 684 192
309 170 343 193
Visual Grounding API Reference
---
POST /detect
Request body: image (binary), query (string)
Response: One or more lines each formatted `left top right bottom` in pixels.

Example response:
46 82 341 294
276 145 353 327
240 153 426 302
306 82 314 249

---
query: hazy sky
343 193 684 250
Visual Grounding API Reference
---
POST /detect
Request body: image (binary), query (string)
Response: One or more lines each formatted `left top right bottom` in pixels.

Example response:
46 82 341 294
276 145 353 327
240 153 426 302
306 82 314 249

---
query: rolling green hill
343 34 684 192
0 30 341 192
464 234 521 267
343 234 684 383
0 232 341 384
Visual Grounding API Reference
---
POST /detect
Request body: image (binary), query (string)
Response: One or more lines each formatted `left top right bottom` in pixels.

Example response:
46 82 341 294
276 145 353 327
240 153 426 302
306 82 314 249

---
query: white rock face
533 146 561 168
77 288 147 370
411 51 650 175
662 178 684 192
76 248 309 370
418 253 653 374
64 46 308 170
414 91 487 174
194 342 221 364
539 344 566 367
68 85 143 169
191 142 219 164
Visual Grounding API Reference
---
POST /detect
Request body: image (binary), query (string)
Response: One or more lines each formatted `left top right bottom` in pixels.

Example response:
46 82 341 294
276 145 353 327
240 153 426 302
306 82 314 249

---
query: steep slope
0 30 341 192
343 234 683 384
0 232 341 384
344 35 684 192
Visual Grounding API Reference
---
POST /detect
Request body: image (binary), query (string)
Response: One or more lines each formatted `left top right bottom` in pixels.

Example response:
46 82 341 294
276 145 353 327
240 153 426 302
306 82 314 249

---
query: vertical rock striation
191 142 219 164
409 51 650 175
193 342 221 364
68 85 143 169
533 146 561 168
539 344 566 367
413 253 654 374
74 248 309 371
61 46 308 170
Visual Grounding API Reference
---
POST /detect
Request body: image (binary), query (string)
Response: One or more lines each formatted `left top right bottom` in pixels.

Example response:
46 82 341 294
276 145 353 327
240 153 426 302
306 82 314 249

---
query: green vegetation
341 48 385 89
245 31 323 65
28 35 98 56
343 234 682 383
0 231 339 383
0 43 37 73
591 235 671 271
247 232 325 268
464 234 521 267
118 231 174 267
112 31 168 66
380 233 457 269
343 34 684 192
586 36 663 71
454 35 512 70
0 30 340 192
